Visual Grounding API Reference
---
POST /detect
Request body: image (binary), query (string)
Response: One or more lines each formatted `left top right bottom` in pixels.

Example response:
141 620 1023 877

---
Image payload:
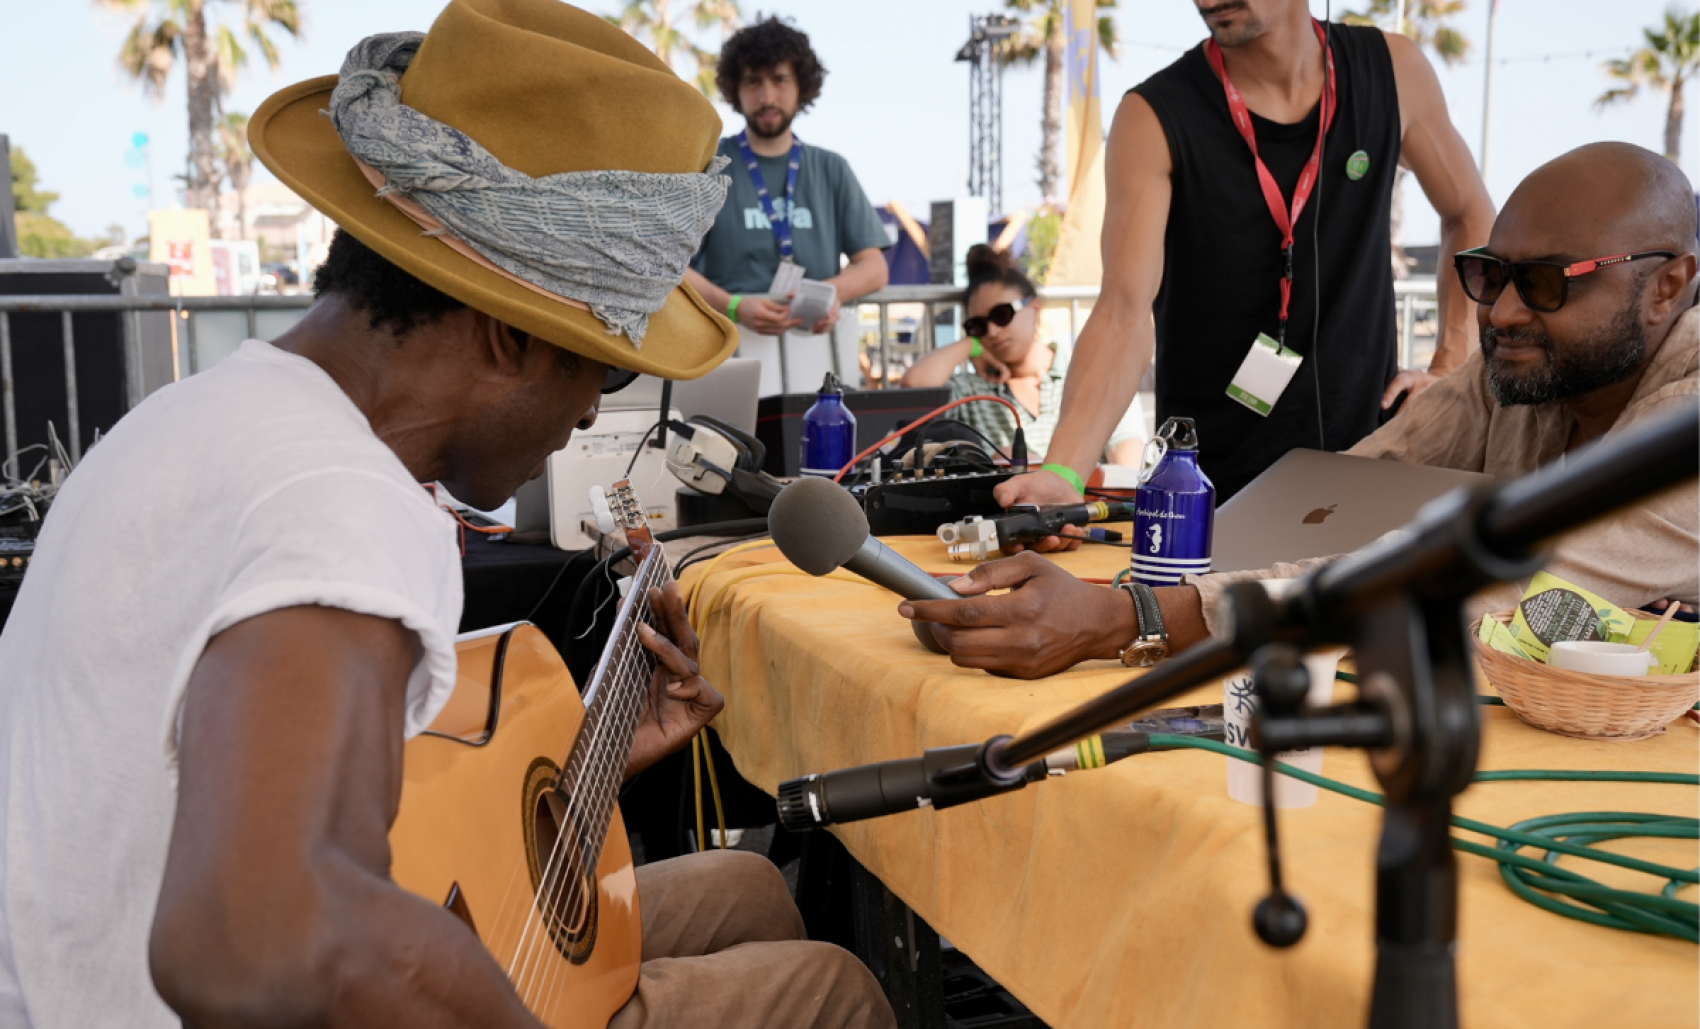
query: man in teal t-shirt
685 17 890 392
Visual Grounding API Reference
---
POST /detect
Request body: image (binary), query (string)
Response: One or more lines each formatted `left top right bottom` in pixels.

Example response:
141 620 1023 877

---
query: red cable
831 394 1024 483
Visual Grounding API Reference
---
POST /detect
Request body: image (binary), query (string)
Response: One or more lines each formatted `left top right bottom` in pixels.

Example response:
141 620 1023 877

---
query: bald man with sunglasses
901 142 1699 679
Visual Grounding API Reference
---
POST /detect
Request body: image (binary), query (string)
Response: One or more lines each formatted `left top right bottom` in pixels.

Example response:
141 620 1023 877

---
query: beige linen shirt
1189 306 1700 631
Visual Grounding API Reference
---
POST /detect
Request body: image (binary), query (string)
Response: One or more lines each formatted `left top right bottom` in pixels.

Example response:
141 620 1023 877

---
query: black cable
539 517 770 627
672 533 771 578
1311 0 1329 450
625 419 664 477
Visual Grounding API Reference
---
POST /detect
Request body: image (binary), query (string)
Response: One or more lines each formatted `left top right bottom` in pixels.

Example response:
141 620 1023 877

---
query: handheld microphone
767 476 958 652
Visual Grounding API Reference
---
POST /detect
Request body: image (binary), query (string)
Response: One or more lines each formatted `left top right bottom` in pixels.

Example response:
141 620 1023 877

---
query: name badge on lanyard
1207 19 1338 416
738 130 807 301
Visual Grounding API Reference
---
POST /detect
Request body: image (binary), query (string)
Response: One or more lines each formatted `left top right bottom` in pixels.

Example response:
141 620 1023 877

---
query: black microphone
776 740 1028 831
767 476 959 652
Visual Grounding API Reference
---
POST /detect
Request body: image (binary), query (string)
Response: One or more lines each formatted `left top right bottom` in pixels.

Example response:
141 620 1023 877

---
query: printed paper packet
1478 571 1700 675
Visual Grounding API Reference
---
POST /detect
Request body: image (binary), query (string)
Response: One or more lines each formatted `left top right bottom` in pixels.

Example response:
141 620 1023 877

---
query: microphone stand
787 402 1698 1029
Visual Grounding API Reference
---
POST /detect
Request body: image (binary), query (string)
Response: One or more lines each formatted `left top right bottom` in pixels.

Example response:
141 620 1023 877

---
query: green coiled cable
1145 734 1699 943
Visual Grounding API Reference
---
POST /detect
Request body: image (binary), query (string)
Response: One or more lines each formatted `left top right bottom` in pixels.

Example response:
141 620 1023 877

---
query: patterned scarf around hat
328 32 731 348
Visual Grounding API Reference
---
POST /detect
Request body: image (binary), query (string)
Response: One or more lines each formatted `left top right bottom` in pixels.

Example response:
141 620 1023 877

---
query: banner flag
1048 0 1107 287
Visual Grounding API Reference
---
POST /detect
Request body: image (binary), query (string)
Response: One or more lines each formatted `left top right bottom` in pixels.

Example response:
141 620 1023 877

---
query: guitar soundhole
521 758 600 965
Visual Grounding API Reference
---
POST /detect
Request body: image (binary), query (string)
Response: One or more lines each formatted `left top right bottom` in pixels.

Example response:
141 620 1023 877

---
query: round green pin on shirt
1345 150 1370 181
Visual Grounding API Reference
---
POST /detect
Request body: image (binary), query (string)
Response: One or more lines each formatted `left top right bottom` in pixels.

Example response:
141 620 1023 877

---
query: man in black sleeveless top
998 0 1494 509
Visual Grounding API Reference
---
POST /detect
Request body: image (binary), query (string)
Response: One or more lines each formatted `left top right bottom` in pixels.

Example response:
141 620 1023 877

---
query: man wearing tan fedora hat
0 2 894 1027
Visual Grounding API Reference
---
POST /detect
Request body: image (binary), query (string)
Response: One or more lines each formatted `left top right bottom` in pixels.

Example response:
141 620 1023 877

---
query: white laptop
514 358 763 548
1210 449 1493 574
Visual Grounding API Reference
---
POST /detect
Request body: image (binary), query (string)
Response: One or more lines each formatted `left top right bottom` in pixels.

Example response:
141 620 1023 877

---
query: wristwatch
1118 581 1170 667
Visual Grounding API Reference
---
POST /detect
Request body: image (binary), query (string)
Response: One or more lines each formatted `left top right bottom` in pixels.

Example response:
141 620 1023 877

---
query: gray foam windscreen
768 476 869 576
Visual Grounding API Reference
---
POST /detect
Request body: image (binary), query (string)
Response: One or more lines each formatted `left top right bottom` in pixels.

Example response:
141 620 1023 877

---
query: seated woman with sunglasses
901 245 1146 465
896 142 1699 679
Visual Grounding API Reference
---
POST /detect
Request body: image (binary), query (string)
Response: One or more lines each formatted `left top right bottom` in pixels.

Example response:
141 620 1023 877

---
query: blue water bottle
800 372 856 478
1132 417 1215 587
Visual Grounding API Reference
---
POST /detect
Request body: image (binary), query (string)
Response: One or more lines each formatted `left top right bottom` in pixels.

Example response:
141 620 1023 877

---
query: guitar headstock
605 478 656 563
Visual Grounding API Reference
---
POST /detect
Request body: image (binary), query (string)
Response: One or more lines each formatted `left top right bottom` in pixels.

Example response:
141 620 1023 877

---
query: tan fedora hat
249 0 736 380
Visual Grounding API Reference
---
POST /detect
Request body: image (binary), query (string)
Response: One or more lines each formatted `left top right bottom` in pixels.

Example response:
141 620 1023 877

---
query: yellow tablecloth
685 536 1699 1029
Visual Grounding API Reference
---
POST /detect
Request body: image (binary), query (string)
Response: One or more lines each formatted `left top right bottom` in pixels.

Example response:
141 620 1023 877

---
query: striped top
946 342 1146 461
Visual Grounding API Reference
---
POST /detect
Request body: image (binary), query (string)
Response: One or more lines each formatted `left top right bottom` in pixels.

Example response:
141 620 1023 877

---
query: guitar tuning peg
588 487 616 535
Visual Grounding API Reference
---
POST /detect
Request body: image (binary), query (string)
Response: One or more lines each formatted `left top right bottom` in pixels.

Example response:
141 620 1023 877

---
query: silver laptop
606 357 762 435
1210 449 1492 573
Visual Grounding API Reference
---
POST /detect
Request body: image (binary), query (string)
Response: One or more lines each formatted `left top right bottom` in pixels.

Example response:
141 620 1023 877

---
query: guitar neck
559 527 669 869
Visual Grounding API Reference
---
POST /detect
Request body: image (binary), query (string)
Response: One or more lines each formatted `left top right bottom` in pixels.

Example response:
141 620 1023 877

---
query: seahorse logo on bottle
1131 417 1215 587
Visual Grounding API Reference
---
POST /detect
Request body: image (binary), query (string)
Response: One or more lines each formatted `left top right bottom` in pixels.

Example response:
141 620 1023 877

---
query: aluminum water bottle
800 372 856 478
1132 417 1215 587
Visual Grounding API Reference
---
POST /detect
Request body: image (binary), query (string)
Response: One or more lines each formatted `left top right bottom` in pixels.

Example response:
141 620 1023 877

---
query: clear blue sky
4 0 1694 247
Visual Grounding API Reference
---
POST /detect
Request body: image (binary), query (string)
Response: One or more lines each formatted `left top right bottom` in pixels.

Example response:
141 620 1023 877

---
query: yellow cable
686 540 777 613
703 731 729 849
680 560 906 851
691 734 706 854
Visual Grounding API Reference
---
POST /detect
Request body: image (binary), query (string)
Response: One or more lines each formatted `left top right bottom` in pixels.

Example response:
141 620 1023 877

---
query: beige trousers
608 850 896 1029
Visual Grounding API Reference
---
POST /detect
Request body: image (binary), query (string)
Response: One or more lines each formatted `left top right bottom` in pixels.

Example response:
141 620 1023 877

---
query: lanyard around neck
1205 19 1338 343
736 130 803 261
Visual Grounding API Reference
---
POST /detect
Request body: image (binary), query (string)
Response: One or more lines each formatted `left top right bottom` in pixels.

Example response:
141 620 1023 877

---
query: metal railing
0 278 1440 462
852 278 1440 388
0 293 313 467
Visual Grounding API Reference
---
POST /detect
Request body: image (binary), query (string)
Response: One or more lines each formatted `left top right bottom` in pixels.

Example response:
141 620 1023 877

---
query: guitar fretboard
555 541 669 872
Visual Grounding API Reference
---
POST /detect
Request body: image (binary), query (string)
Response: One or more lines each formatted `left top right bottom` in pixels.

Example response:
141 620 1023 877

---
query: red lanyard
1205 19 1337 343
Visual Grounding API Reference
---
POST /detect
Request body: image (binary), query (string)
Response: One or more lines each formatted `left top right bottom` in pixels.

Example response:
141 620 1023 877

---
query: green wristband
969 338 983 359
1042 462 1085 494
727 294 742 324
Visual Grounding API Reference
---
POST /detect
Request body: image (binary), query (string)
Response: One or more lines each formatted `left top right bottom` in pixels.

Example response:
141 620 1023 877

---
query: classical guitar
390 478 665 1028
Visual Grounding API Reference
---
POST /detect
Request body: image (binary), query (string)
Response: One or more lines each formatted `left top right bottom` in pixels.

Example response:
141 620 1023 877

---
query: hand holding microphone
767 476 957 653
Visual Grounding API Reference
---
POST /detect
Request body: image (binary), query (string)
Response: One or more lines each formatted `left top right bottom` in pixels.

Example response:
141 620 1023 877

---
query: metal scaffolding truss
955 14 1017 216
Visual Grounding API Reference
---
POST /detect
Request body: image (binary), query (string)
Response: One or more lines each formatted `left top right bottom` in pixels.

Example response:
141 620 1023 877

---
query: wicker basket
1471 610 1700 741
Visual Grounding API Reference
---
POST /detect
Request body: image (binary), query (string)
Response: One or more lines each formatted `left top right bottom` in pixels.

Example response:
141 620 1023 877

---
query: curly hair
715 17 826 114
313 229 467 337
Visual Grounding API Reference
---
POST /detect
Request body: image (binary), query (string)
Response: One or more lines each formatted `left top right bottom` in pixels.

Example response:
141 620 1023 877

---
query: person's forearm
824 251 888 304
154 865 545 1028
684 268 733 317
1042 305 1152 479
1428 203 1493 375
902 337 975 388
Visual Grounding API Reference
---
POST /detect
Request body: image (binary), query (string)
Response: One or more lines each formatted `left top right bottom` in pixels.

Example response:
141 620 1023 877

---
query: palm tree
1346 1 1470 279
1596 7 1700 166
1001 0 1119 201
606 0 742 96
219 111 252 241
96 0 301 217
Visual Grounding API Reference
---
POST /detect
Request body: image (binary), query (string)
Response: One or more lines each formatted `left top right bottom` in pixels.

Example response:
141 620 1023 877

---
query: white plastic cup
1224 649 1342 809
1549 641 1659 677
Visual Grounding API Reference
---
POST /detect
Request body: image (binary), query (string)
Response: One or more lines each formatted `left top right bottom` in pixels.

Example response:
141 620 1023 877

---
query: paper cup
1549 641 1659 677
1224 649 1342 809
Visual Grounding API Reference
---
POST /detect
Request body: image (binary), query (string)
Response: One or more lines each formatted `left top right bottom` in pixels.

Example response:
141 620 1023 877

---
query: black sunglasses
1454 247 1678 313
962 296 1031 339
601 366 641 394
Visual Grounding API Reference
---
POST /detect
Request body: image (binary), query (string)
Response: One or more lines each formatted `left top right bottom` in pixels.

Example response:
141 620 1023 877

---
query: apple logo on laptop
1303 504 1338 525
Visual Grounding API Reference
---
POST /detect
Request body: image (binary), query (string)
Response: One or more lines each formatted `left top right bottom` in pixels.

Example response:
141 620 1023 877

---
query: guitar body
390 624 642 1029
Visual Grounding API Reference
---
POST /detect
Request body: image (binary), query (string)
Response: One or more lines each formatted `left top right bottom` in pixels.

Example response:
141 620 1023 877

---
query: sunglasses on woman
1454 246 1677 313
962 295 1031 339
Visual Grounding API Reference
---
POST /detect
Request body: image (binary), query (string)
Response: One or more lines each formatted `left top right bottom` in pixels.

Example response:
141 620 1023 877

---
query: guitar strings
511 582 642 999
512 547 664 1014
527 577 659 1021
533 578 660 1022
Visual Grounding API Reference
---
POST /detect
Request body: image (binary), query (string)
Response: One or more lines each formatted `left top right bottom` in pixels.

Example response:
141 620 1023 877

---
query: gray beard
1481 298 1647 407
